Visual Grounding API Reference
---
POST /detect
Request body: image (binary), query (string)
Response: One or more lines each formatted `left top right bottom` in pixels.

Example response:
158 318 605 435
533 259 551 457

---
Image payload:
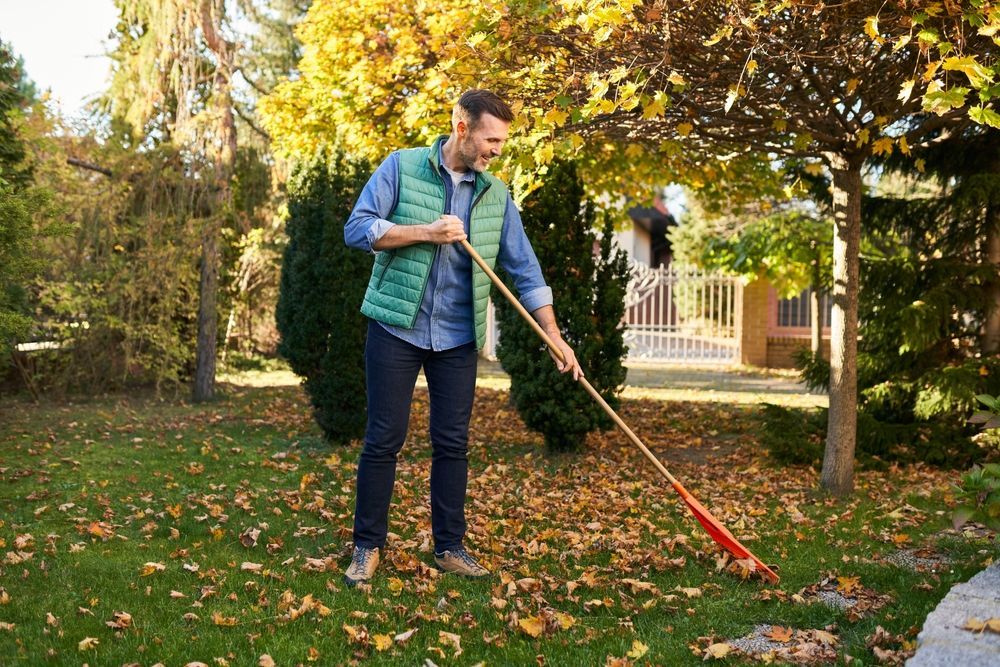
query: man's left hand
547 336 583 381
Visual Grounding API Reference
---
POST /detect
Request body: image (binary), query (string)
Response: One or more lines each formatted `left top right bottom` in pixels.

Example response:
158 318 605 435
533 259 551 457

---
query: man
343 89 581 586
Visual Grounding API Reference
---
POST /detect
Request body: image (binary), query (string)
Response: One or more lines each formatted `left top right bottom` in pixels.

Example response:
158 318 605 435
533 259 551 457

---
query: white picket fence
483 261 743 364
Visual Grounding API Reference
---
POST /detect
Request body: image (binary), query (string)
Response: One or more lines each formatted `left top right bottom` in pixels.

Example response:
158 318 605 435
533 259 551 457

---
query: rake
461 239 780 583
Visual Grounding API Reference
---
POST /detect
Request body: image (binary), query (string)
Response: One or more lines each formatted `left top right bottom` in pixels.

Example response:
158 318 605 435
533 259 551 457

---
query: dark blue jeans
352 320 478 552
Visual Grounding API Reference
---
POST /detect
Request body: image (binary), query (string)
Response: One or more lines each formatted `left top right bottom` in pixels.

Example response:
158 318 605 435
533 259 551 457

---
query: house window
777 289 832 329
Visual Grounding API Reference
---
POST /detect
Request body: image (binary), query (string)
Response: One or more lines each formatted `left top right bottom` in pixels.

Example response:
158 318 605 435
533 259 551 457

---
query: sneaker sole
343 575 372 587
433 560 490 578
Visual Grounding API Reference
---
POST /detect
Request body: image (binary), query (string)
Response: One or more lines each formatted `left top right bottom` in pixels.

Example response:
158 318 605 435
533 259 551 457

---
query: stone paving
907 562 1000 666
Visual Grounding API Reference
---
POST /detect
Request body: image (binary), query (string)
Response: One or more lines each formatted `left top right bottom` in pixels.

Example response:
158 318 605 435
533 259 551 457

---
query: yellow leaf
555 612 576 630
642 93 667 119
704 25 733 47
923 61 941 82
746 59 758 77
668 70 687 86
893 35 912 52
387 577 404 594
964 617 1000 634
140 562 166 576
898 136 911 155
518 616 544 638
466 32 487 49
872 136 894 156
942 56 994 88
212 611 238 626
705 642 732 659
544 107 569 128
846 79 859 95
899 79 915 103
676 586 702 598
627 639 649 659
916 158 926 172
856 127 871 146
78 637 99 651
373 633 393 651
865 16 882 43
677 122 694 137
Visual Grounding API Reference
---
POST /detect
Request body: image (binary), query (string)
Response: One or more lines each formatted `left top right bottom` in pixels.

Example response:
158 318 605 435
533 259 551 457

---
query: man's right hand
426 215 467 244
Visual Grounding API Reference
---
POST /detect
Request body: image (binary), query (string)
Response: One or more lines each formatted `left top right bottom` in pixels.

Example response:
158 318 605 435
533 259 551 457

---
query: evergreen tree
495 160 629 452
276 152 372 443
0 39 31 187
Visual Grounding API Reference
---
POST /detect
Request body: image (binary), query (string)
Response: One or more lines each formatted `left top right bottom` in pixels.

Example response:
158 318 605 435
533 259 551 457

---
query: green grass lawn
0 377 994 666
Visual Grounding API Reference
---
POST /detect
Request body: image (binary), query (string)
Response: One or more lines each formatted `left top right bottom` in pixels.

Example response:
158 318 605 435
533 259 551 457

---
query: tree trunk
810 287 821 355
820 155 862 496
192 0 237 402
194 231 219 400
810 250 822 356
984 201 1000 355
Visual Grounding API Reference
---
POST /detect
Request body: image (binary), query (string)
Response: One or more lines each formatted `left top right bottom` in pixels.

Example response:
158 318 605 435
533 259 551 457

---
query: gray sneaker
344 546 379 586
434 547 490 577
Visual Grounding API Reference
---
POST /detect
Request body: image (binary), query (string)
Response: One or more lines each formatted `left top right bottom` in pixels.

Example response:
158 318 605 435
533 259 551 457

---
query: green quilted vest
360 136 508 349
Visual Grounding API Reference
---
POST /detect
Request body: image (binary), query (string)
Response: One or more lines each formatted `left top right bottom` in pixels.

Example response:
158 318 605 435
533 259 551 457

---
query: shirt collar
437 141 476 183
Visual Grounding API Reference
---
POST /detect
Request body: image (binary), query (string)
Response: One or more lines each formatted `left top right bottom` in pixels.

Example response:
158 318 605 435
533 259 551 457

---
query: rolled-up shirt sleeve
344 152 400 253
497 193 553 313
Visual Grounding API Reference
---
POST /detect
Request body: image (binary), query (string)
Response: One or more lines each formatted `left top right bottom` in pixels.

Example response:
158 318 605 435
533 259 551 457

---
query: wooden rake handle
459 239 681 487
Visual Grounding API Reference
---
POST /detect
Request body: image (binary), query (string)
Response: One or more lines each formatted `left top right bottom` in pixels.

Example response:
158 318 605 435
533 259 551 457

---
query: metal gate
483 261 742 364
623 262 741 363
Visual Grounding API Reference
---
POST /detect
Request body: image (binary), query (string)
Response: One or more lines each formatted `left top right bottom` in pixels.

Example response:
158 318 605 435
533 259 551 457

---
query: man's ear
455 119 467 138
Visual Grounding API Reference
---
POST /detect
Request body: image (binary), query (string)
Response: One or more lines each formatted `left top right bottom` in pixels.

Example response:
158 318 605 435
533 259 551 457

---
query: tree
104 0 307 398
0 39 32 187
275 153 372 443
495 160 630 451
478 0 999 495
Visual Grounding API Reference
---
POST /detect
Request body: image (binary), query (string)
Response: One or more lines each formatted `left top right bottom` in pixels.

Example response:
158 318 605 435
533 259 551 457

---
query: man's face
456 112 510 173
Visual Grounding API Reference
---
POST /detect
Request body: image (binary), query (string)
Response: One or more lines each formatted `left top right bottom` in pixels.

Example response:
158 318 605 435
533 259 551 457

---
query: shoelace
451 549 482 570
353 547 374 569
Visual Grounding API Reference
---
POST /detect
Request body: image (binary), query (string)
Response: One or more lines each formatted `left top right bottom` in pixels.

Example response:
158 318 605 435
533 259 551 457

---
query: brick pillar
741 278 769 366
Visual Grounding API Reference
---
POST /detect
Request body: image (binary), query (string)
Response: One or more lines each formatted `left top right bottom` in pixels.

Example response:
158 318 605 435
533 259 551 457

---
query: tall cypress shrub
495 160 630 452
276 152 372 443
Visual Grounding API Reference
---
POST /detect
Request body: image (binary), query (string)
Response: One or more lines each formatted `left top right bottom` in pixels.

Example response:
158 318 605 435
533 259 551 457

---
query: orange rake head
673 481 780 583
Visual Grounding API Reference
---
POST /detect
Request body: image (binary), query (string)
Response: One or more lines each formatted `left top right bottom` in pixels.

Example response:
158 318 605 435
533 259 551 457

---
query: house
616 195 831 369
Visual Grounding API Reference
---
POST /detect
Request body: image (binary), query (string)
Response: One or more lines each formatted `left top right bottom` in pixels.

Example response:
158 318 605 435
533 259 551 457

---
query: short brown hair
457 89 514 127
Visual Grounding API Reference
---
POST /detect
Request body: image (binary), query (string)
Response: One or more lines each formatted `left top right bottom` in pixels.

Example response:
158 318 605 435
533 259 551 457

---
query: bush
954 395 1000 530
275 152 372 443
759 403 982 469
495 160 630 452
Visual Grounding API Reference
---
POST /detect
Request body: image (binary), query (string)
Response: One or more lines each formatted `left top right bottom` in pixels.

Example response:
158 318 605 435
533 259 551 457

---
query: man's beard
458 138 488 173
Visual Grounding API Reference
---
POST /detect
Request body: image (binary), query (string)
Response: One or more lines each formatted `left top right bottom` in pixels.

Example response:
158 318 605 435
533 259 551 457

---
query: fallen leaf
964 617 1000 634
627 639 649 659
439 630 462 656
394 628 417 644
140 562 166 576
78 636 99 651
518 616 544 638
704 642 731 659
767 625 793 643
374 633 393 651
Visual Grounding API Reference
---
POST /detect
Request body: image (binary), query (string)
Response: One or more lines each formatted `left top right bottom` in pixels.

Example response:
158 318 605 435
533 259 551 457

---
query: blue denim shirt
344 146 553 351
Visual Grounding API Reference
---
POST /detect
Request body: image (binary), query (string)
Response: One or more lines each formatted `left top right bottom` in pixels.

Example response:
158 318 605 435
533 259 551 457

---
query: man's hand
547 333 583 381
426 214 467 244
